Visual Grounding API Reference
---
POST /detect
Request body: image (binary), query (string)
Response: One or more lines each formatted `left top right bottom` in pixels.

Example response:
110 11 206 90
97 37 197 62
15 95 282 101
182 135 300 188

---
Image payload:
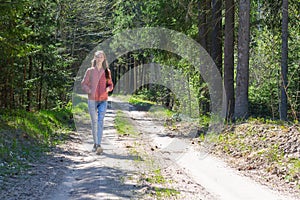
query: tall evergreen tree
235 0 251 119
211 0 223 74
224 0 235 120
280 0 288 120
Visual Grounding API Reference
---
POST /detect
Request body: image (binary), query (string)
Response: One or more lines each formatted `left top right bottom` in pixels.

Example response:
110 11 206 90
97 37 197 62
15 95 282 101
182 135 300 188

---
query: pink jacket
81 67 113 101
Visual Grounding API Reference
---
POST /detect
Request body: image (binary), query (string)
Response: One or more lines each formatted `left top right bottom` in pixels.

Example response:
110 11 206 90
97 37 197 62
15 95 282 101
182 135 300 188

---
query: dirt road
1 97 298 200
47 98 213 200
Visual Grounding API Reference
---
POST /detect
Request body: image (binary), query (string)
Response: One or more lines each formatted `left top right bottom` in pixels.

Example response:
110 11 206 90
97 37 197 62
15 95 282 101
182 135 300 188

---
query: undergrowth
209 118 300 189
0 104 74 179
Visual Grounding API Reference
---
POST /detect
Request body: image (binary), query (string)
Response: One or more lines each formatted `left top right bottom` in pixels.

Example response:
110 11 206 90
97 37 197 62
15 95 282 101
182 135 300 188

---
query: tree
235 0 251 119
224 0 235 120
211 0 223 74
280 0 288 120
198 0 209 50
0 0 78 110
197 0 211 115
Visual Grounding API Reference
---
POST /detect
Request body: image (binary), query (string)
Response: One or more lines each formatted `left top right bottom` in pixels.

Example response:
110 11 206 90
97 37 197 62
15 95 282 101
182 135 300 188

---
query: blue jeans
88 100 107 145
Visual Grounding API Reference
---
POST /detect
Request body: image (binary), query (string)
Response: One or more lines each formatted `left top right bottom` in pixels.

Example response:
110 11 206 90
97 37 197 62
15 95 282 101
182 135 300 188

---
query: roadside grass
115 110 180 199
72 94 90 118
0 104 74 179
154 187 180 198
72 102 89 114
128 95 205 131
128 96 156 107
126 143 180 199
147 168 180 198
128 94 300 190
114 110 137 136
141 167 180 198
144 168 166 184
139 157 180 199
207 118 300 189
148 106 174 120
128 95 172 115
128 144 143 162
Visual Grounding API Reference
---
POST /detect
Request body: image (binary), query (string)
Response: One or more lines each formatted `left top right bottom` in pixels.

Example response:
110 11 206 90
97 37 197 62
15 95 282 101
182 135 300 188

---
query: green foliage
0 0 75 110
0 107 74 177
0 0 299 140
198 115 210 128
249 4 300 120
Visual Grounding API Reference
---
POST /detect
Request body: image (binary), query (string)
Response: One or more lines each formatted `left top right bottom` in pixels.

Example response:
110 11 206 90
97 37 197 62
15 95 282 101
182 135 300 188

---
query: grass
128 95 176 120
120 120 180 199
155 187 180 198
143 168 180 199
286 158 300 188
125 95 299 191
207 118 300 189
148 106 175 119
128 146 143 162
144 168 166 184
114 110 137 136
72 102 89 114
128 96 156 107
72 94 89 117
0 104 74 178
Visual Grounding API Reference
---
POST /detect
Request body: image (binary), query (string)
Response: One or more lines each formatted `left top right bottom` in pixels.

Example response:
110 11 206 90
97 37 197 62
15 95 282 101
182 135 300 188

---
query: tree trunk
4 76 8 108
22 62 27 107
198 0 208 50
234 0 250 119
26 56 33 111
141 61 145 90
134 58 137 93
10 58 14 109
0 63 3 108
5 57 14 109
128 54 134 94
187 73 192 117
206 0 212 54
117 63 121 93
38 61 44 110
224 0 235 120
198 0 211 115
211 0 223 75
280 0 288 121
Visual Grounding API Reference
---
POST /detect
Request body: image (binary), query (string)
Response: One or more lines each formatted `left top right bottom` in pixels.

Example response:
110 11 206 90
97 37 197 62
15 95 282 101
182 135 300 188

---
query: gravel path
117 98 298 200
1 97 298 200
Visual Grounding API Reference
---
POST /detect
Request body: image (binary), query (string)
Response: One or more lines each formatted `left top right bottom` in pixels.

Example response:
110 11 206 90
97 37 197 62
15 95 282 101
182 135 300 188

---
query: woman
81 50 113 155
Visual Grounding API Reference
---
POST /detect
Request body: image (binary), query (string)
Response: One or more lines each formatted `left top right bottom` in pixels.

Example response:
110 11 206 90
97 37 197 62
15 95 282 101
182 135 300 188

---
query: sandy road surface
1 97 298 200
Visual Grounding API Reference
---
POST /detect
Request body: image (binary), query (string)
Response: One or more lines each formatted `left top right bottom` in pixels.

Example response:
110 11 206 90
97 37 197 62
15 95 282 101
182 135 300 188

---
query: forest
0 0 300 198
0 0 300 121
0 0 299 121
